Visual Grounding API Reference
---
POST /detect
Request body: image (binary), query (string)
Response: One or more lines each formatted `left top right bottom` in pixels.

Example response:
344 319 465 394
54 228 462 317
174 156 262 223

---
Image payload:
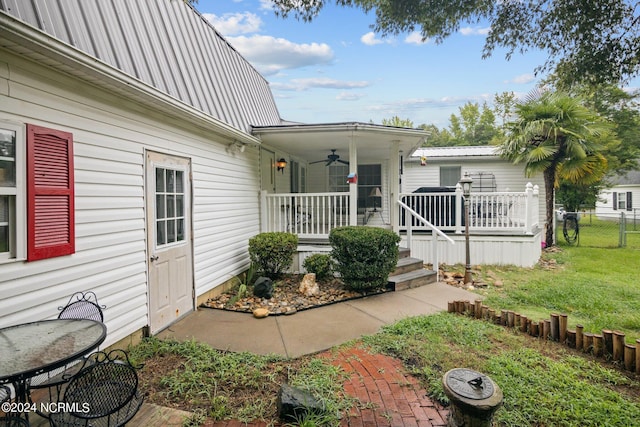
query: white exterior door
146 151 193 334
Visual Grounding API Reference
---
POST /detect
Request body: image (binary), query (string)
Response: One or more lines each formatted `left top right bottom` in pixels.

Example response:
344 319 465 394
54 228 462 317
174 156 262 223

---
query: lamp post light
459 173 473 284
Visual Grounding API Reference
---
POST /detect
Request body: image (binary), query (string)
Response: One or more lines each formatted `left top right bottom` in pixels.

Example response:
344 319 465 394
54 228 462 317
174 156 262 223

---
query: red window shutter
27 124 75 261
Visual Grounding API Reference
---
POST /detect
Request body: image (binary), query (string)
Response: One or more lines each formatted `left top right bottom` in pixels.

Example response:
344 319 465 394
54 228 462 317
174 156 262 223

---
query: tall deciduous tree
499 90 613 247
272 0 640 86
382 115 414 128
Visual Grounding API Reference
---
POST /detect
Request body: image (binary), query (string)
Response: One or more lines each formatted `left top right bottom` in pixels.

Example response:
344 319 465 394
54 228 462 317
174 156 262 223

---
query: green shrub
302 253 334 281
248 232 298 278
329 226 400 291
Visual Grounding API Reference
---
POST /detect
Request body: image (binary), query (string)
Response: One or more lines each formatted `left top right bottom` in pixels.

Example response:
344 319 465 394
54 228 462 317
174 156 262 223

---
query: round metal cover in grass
445 368 495 400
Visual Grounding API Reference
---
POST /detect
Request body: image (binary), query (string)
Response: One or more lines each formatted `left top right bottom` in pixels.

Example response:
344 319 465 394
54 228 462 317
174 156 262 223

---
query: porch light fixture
459 173 473 284
276 158 287 173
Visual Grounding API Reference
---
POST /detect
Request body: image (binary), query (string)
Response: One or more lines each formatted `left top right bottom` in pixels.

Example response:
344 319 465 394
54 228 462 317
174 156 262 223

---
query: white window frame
616 192 627 210
153 164 189 250
0 121 26 262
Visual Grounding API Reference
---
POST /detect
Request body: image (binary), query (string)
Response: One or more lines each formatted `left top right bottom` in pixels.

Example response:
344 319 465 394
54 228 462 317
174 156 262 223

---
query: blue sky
194 0 575 128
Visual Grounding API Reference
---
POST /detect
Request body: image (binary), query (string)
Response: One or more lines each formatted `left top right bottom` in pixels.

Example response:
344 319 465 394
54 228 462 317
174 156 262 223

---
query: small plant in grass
329 226 400 292
229 263 257 305
303 253 334 281
249 232 298 279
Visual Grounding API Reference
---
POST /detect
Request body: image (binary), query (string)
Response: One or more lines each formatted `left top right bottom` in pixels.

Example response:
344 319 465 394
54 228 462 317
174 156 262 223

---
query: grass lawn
476 245 640 341
130 245 640 426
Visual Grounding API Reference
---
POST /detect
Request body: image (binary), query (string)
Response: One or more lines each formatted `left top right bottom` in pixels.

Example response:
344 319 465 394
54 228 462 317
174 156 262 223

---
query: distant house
0 0 542 347
596 171 639 220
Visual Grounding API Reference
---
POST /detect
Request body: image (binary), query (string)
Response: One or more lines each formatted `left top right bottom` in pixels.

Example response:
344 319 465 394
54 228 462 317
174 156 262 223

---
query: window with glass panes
328 164 349 192
155 167 185 246
0 127 17 256
357 164 381 210
440 166 461 187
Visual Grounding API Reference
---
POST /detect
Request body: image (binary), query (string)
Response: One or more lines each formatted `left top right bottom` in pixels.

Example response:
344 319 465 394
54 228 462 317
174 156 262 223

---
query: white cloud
258 0 275 11
404 32 429 45
271 78 370 91
505 74 536 84
459 26 490 36
361 32 384 46
202 12 262 35
337 92 366 101
227 35 334 75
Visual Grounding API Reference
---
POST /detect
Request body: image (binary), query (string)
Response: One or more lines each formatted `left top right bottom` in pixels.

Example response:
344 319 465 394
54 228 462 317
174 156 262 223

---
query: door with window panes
146 151 193 334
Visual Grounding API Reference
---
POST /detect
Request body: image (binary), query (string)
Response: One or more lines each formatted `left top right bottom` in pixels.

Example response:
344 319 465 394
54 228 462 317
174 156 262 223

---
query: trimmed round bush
302 253 334 282
329 226 400 291
249 232 298 279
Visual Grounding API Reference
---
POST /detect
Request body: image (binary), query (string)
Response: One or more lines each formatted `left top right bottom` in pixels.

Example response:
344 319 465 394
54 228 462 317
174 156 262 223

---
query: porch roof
251 122 429 163
411 146 500 160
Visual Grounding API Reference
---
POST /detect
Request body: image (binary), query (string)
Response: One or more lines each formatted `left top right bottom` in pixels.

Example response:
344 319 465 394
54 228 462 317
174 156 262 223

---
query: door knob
150 255 159 262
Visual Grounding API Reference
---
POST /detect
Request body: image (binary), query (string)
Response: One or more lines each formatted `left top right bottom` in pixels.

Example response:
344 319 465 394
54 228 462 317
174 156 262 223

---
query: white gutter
0 12 261 146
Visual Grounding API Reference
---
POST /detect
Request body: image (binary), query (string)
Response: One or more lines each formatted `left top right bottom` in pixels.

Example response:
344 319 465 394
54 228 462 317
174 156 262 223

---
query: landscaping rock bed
201 275 388 315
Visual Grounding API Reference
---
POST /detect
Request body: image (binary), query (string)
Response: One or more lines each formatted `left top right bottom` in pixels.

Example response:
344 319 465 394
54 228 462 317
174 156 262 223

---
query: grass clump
129 337 351 425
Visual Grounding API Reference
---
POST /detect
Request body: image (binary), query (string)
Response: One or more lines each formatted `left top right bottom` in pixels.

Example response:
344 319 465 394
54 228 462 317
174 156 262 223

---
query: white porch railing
399 183 539 234
397 199 455 280
260 191 350 238
261 183 539 239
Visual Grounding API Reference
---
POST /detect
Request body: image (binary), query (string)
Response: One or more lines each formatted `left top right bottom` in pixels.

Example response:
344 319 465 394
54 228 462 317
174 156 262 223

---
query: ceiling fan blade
309 159 326 164
337 159 350 165
326 159 335 166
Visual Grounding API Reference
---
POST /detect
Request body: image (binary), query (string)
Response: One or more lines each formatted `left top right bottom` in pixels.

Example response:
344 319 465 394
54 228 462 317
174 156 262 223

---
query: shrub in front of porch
249 232 298 279
329 226 400 292
302 254 335 282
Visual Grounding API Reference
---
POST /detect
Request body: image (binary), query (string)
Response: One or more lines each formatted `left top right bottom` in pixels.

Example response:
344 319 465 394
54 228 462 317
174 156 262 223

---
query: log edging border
447 299 639 374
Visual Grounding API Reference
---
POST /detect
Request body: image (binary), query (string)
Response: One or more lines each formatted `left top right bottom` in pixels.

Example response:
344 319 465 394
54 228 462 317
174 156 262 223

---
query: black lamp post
459 173 473 284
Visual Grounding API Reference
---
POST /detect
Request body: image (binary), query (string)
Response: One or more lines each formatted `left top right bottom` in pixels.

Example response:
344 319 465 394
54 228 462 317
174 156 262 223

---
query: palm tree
499 90 612 247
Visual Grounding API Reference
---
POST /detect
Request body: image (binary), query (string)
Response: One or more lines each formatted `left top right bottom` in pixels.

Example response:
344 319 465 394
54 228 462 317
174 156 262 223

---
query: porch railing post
455 184 463 234
260 190 268 233
432 228 439 281
524 183 533 234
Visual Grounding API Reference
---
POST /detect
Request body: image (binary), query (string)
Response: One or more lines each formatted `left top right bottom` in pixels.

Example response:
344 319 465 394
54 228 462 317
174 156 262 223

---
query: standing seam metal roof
0 0 283 133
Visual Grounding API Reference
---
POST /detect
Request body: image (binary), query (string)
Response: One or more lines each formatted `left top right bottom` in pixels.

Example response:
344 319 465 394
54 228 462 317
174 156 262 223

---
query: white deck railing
260 191 350 238
399 183 539 234
261 183 539 238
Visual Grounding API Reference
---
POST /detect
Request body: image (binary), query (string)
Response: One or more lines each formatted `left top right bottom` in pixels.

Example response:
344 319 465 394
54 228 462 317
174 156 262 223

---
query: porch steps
388 247 437 291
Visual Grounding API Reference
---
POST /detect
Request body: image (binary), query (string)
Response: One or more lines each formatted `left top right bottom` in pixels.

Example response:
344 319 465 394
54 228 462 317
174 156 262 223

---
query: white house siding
402 233 542 268
403 158 547 226
0 51 260 344
596 185 640 220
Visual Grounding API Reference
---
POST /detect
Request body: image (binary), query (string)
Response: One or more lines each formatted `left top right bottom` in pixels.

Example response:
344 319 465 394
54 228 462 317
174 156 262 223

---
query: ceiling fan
310 149 349 166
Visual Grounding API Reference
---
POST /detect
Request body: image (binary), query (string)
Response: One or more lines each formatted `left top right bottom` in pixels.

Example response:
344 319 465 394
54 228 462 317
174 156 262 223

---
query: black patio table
0 318 107 422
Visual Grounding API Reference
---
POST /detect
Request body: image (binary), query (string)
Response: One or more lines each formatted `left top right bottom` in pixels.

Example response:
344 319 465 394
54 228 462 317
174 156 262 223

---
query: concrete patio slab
275 301 385 358
157 282 480 359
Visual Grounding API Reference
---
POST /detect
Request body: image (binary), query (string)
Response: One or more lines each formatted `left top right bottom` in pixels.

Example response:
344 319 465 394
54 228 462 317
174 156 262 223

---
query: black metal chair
0 385 29 427
57 291 106 322
28 291 107 418
49 350 144 427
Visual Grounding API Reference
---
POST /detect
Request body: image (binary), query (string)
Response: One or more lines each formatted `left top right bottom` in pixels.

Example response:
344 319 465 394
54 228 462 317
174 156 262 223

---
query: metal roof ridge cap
0 12 260 146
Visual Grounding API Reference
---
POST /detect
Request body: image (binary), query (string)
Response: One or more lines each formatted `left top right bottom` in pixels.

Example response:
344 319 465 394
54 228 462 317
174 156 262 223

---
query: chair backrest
0 385 10 405
58 291 105 322
61 350 140 420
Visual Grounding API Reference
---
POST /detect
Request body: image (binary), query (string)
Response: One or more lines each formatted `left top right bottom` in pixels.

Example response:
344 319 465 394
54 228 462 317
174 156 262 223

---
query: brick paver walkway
327 345 449 427
207 344 449 427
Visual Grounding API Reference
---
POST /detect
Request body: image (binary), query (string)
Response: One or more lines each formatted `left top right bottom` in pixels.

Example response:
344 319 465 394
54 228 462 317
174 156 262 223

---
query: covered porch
252 123 542 268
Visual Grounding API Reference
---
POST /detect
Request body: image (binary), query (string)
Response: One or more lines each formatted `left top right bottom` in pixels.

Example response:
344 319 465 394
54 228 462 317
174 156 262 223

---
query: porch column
389 140 400 233
349 138 358 226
